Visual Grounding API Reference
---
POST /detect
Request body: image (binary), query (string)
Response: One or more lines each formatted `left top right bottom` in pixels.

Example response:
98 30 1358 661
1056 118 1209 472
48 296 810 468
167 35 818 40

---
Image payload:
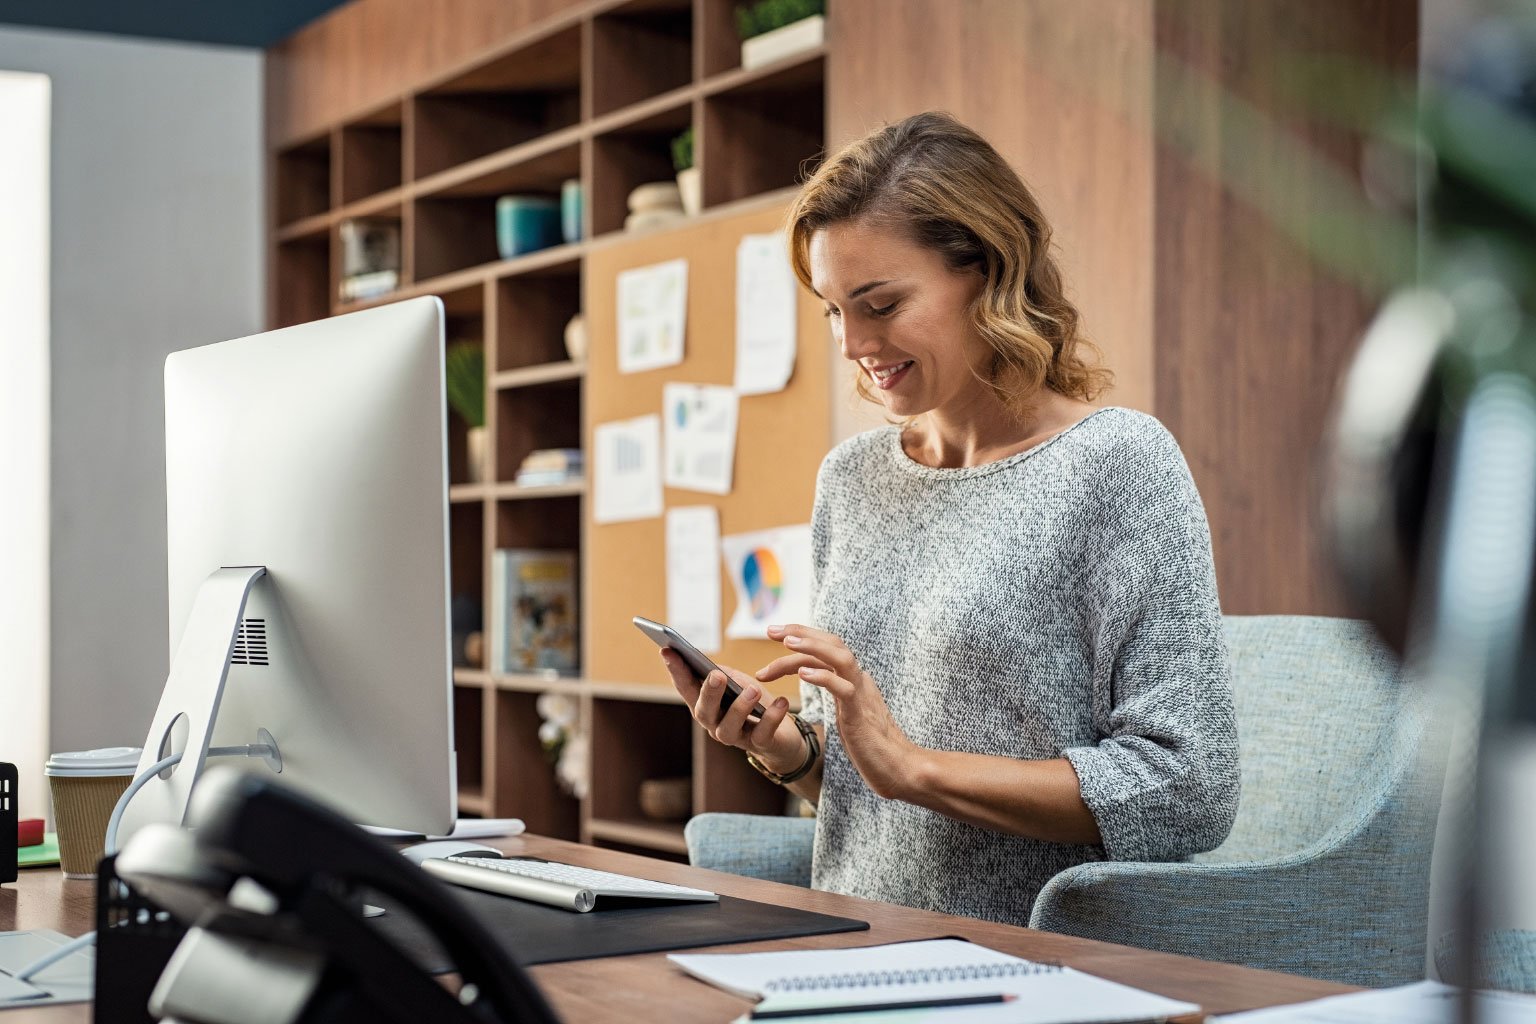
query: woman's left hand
757 624 921 800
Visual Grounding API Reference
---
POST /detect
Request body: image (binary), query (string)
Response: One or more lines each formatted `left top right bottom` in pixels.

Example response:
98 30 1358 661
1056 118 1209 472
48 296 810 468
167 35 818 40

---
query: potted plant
737 0 825 71
672 125 700 216
445 341 487 483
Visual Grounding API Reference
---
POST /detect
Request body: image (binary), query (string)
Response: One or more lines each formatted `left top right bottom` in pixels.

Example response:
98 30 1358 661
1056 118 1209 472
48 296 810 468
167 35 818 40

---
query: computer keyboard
420 855 720 913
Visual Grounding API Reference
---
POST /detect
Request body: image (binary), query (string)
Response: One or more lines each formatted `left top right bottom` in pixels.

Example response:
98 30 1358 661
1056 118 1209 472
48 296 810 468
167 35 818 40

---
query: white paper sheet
0 931 93 1008
618 258 688 374
720 524 813 639
1215 980 1536 1023
734 232 798 395
667 507 722 653
593 415 663 524
663 382 739 495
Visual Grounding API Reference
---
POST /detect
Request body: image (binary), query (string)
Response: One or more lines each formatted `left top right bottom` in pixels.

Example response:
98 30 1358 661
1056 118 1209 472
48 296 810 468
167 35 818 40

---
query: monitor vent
231 618 269 666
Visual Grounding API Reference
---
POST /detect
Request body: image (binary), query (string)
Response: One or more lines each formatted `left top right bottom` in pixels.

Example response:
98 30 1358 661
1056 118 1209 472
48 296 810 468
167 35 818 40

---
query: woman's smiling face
808 217 989 420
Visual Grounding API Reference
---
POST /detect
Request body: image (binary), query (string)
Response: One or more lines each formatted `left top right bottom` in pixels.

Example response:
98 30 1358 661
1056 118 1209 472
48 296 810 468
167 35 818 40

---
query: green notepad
17 833 60 868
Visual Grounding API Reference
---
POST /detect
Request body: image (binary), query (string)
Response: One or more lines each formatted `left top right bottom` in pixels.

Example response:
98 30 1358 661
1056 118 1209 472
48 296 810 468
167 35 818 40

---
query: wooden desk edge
1 832 1359 1023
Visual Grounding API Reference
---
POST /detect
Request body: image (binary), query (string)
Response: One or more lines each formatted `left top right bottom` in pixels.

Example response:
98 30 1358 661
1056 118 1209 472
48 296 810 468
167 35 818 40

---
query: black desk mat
369 887 869 971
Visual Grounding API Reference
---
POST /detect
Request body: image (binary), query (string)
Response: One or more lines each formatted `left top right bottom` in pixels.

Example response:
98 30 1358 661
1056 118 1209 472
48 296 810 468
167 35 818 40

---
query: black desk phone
110 766 561 1024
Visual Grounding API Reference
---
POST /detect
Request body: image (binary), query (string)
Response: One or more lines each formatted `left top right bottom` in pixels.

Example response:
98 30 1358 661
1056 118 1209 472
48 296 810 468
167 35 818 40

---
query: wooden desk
2 834 1354 1022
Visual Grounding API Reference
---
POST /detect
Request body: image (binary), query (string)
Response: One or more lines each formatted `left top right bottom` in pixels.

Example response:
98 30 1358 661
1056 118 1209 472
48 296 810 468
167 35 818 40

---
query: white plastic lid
45 746 142 777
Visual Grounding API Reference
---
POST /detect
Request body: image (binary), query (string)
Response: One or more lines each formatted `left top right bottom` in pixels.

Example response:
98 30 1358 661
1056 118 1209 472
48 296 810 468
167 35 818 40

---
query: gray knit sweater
798 407 1239 926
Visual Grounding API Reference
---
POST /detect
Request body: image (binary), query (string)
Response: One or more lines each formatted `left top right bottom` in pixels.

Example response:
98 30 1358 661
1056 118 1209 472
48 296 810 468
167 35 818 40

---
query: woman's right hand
661 648 806 773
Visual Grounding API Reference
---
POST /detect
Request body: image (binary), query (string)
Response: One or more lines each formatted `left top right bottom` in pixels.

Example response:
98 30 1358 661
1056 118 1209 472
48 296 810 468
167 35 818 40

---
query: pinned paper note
663 382 739 495
593 415 663 523
734 232 797 395
667 507 722 653
721 525 813 639
618 258 688 374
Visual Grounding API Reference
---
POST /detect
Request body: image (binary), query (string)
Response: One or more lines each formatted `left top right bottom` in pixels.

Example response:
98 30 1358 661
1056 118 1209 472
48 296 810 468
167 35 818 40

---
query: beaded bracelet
746 713 821 786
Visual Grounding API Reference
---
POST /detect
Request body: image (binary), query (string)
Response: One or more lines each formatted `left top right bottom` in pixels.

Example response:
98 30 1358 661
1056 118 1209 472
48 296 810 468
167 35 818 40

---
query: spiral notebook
669 938 1200 1022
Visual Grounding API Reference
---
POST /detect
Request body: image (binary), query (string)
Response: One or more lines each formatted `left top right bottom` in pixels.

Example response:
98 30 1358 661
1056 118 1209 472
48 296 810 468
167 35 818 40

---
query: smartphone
633 616 768 719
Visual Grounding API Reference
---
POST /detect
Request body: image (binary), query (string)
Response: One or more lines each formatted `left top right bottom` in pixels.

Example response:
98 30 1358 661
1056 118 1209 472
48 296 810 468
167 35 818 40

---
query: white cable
9 743 273 985
104 743 271 858
102 751 181 860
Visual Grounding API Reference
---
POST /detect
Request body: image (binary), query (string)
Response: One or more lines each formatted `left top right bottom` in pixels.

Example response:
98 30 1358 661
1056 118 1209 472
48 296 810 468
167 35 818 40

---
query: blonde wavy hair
788 111 1111 416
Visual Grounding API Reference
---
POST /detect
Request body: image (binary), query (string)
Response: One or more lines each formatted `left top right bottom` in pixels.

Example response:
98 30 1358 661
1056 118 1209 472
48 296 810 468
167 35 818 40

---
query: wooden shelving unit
268 0 827 859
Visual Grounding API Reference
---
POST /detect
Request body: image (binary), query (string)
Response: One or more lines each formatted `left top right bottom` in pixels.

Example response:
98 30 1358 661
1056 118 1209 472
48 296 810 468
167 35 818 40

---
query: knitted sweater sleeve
797 454 835 727
1061 429 1240 862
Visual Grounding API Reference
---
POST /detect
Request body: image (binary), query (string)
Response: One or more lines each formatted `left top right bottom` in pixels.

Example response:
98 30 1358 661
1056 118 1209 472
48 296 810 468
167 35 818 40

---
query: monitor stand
117 566 277 847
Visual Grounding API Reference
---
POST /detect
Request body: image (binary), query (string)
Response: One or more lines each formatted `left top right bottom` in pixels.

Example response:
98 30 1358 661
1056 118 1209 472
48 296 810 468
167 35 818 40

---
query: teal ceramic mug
496 195 561 259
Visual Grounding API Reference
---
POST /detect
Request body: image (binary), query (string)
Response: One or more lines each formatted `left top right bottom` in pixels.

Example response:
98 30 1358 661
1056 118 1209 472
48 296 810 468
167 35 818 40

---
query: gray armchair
685 616 1447 988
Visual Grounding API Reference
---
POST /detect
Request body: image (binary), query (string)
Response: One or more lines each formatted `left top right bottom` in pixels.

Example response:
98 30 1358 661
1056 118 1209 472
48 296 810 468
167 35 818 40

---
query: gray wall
0 27 264 756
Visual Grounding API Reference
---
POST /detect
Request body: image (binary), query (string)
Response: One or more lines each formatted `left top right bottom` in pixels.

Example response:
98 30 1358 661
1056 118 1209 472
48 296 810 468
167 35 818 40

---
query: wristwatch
746 714 821 785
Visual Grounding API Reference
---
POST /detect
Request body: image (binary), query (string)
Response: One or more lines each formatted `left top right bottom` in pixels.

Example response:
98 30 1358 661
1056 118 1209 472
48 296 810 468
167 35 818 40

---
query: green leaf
671 125 694 172
736 0 823 39
444 341 486 429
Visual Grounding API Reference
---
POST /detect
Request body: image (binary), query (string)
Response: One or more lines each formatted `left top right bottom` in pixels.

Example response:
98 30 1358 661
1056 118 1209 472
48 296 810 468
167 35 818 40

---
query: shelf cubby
495 494 582 551
440 282 486 486
590 0 694 118
494 361 584 391
412 24 583 180
413 138 582 282
588 698 693 826
493 378 582 481
590 101 692 236
697 0 745 78
586 819 689 858
494 263 581 373
449 497 485 609
335 209 406 308
440 280 487 347
454 683 487 814
701 52 826 208
274 234 331 328
275 132 333 227
338 101 404 205
697 731 789 817
491 690 581 836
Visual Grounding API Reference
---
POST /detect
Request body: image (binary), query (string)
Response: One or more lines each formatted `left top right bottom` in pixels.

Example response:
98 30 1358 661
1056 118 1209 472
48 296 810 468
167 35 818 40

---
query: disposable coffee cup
45 746 141 879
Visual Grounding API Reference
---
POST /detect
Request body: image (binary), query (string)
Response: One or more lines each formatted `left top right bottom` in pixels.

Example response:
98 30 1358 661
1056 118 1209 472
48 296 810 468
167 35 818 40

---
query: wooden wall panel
266 0 589 146
1152 0 1417 615
825 0 1157 438
584 197 831 695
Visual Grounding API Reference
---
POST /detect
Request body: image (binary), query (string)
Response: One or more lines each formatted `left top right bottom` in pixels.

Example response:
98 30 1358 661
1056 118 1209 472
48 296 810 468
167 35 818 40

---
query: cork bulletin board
584 193 832 700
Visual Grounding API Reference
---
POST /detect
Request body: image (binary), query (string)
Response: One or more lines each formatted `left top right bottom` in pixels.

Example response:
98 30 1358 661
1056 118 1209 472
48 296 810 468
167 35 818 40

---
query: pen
748 993 1016 1019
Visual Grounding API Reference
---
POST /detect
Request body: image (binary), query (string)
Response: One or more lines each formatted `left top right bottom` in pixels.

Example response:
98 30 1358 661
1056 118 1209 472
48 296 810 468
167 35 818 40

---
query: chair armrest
684 813 815 888
1028 840 1431 987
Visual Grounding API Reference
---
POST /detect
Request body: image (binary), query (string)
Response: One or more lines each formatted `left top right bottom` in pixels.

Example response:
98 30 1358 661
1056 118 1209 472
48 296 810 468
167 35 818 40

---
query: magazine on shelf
491 549 579 675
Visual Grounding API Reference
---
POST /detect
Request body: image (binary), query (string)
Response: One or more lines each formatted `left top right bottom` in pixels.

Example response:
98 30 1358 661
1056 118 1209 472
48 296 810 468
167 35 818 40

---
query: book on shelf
339 269 399 301
668 938 1200 1023
339 218 401 301
515 448 583 488
515 469 582 488
520 448 584 472
491 549 579 676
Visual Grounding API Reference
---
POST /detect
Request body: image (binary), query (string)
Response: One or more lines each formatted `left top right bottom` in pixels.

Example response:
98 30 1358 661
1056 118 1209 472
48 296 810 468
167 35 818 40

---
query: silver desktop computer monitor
116 297 456 845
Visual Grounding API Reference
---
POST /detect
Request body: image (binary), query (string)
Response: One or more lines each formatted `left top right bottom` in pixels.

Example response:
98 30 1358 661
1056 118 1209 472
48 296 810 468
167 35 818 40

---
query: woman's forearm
895 749 1102 846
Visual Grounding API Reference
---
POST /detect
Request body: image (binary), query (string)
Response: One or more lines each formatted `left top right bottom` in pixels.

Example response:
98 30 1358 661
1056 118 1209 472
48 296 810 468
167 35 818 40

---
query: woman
661 111 1239 927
